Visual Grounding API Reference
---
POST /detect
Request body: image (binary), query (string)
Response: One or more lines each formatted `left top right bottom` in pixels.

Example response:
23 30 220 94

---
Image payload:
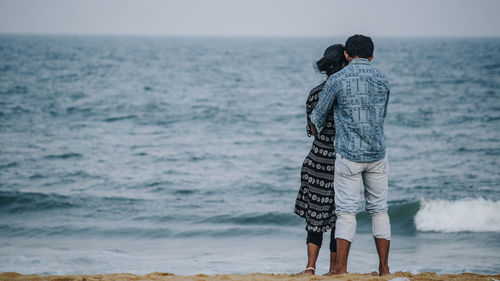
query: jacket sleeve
310 77 337 133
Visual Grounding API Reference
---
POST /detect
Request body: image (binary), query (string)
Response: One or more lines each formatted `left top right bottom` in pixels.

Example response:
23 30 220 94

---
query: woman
294 44 347 276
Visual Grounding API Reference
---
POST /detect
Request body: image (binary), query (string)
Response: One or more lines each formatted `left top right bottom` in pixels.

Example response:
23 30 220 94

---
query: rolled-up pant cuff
371 211 391 240
334 212 356 242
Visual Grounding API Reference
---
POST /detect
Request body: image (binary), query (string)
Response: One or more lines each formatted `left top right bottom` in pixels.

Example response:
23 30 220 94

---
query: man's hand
310 123 318 136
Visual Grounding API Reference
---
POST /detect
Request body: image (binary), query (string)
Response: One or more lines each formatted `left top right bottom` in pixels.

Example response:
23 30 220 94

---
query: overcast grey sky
1 0 499 37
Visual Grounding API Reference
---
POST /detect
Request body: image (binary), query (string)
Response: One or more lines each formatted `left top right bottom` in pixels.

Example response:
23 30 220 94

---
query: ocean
0 35 499 276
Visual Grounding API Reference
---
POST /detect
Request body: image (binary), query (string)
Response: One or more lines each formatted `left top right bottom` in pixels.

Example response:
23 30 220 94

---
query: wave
0 190 146 214
44 152 82 160
103 114 138 122
0 223 280 239
484 63 500 69
415 198 500 233
1 85 29 95
2 190 498 238
0 224 174 239
0 191 78 213
342 198 500 234
356 200 420 235
206 212 301 226
0 161 18 169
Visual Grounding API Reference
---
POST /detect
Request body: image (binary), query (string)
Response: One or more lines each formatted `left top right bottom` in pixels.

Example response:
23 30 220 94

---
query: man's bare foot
379 265 390 276
322 269 347 276
324 251 337 276
374 238 390 276
332 266 347 275
332 239 350 275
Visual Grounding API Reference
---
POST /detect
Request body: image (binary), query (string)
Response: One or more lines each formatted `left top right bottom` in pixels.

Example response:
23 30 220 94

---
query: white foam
415 197 500 233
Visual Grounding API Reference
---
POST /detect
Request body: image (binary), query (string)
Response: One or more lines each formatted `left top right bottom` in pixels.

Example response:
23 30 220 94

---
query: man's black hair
345 34 374 59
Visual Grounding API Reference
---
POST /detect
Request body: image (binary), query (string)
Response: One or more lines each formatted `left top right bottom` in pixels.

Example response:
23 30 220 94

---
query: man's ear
344 51 350 61
368 55 374 61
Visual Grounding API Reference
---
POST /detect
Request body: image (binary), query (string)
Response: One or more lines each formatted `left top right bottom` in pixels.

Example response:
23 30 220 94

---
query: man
310 34 391 276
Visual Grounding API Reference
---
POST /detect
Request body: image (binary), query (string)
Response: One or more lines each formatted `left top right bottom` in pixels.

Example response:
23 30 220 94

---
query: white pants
334 153 391 242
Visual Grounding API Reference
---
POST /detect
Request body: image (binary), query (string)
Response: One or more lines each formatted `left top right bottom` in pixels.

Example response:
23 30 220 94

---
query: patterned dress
294 82 336 233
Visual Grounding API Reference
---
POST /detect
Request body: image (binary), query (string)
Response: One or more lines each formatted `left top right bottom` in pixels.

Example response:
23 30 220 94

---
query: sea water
0 35 499 275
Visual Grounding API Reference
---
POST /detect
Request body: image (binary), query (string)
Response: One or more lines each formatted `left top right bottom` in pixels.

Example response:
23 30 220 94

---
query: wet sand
1 271 499 281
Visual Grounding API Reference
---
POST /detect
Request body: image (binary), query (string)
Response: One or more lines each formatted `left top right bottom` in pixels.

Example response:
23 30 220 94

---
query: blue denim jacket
310 58 390 162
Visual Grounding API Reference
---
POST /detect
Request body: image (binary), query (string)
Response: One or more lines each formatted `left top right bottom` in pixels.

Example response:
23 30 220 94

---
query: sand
1 271 499 281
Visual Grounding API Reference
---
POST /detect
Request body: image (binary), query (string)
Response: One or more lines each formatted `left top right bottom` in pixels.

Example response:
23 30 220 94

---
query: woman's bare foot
294 268 315 276
322 271 335 276
293 242 319 276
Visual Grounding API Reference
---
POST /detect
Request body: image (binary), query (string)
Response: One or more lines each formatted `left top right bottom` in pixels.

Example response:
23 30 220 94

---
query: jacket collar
350 58 370 65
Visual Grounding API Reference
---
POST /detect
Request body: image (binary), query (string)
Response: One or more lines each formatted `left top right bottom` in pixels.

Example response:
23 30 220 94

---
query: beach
1 271 500 281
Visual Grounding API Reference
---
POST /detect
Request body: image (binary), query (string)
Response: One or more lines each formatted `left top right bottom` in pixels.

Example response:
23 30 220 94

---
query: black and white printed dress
294 82 336 233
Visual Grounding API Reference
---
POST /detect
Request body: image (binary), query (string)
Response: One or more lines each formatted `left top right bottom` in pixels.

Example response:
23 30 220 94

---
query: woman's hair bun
316 44 347 76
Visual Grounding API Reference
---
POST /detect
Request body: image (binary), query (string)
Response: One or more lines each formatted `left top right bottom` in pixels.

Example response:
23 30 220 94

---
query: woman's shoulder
306 82 326 113
309 82 326 96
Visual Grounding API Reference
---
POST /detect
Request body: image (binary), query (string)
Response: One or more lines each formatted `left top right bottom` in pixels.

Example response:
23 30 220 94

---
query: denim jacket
310 58 390 162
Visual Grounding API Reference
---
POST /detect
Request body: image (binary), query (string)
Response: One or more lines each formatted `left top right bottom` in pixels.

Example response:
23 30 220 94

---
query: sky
0 0 499 37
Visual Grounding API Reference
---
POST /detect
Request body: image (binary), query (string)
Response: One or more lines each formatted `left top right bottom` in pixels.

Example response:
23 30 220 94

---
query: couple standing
294 34 391 276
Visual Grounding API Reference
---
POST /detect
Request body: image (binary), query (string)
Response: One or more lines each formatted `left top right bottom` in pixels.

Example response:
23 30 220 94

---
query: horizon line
1 31 500 39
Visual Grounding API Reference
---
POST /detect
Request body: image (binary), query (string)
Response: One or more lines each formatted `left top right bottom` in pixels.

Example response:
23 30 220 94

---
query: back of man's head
345 35 374 59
